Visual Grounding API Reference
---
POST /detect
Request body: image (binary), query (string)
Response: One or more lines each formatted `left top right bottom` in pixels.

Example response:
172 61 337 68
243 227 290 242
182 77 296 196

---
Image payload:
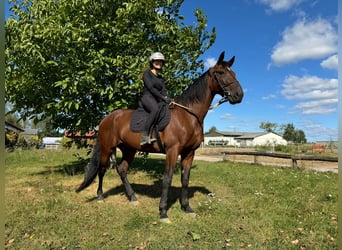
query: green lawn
5 149 337 249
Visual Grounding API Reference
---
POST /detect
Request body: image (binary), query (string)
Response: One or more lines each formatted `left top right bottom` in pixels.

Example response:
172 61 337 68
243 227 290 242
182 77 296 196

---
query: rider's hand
163 96 171 104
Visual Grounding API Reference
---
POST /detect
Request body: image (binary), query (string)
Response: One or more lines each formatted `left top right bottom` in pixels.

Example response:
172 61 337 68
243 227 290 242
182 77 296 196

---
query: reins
169 101 203 128
167 68 239 126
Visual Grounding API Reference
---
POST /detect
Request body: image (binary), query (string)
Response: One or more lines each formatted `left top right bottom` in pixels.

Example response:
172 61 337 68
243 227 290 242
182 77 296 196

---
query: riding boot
140 131 150 145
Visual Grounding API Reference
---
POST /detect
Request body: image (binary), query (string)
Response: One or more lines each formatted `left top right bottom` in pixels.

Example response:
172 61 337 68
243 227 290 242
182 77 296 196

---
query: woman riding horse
140 52 171 145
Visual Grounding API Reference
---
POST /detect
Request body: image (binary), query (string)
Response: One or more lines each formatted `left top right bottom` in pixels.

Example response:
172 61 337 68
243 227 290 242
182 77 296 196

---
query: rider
140 52 171 145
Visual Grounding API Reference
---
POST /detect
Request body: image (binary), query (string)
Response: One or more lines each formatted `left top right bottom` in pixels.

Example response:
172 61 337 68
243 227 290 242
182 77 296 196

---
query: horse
76 51 243 222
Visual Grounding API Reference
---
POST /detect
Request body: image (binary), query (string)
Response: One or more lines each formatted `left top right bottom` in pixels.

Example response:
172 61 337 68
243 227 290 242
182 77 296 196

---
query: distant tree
5 0 216 132
259 122 278 132
283 123 306 143
208 126 217 133
283 123 296 142
295 129 307 143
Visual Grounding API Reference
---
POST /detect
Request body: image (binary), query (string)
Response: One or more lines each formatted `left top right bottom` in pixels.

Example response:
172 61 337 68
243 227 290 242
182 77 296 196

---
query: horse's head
211 51 244 104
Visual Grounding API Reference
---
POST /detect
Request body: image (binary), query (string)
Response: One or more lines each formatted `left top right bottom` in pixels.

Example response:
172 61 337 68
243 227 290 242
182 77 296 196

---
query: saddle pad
130 105 171 133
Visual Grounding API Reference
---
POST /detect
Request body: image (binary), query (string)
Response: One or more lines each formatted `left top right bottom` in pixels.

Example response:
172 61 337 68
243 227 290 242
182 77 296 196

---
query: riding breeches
140 95 160 133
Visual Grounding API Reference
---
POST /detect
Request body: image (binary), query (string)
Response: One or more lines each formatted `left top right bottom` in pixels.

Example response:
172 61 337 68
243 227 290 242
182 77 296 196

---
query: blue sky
5 0 338 142
180 0 338 142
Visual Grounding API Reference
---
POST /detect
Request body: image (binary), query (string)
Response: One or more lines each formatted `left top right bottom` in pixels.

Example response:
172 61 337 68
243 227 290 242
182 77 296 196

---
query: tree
259 122 278 133
5 0 216 132
283 123 307 143
295 129 307 144
208 126 217 133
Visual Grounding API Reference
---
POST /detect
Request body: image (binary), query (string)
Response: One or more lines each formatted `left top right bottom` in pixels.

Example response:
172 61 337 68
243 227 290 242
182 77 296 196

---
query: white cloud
281 75 338 115
262 94 277 100
270 18 337 66
294 100 337 114
220 113 233 120
257 0 303 11
299 119 338 141
320 54 338 71
204 57 216 69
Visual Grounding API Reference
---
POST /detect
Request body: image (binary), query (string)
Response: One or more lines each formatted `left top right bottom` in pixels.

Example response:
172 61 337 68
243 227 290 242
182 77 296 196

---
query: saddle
130 102 171 133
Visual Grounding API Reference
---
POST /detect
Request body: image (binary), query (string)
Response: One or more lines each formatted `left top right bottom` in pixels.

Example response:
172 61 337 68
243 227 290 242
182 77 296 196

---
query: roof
204 130 244 137
236 132 268 139
5 121 24 132
64 130 96 138
204 131 284 140
22 128 38 136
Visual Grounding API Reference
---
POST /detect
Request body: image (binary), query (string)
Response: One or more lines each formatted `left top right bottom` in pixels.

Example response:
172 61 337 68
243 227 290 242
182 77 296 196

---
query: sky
5 0 339 142
179 0 338 142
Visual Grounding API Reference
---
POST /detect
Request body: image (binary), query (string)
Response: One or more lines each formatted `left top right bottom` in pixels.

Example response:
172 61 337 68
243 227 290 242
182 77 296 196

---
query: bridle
210 68 239 109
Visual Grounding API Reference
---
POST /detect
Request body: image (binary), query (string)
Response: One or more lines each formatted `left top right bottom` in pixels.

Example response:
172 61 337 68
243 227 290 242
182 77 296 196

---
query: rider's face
152 60 164 70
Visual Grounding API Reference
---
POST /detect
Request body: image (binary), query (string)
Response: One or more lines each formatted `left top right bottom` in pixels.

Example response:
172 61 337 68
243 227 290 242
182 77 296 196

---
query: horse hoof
97 199 105 203
130 200 139 206
160 218 172 224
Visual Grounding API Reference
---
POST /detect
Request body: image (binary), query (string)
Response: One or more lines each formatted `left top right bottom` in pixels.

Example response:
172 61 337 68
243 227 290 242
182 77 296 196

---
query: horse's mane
175 71 209 106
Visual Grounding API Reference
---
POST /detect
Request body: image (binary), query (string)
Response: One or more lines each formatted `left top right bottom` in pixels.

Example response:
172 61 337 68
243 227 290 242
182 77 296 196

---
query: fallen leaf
6 239 15 245
327 234 335 242
187 231 201 241
23 233 30 239
291 239 299 245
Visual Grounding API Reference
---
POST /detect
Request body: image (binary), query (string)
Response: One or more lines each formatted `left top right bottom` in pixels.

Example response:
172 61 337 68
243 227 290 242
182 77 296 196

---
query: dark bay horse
76 51 243 222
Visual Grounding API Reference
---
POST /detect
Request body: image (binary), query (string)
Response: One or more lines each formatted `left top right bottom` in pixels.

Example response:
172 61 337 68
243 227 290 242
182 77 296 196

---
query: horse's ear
227 56 235 68
217 51 225 65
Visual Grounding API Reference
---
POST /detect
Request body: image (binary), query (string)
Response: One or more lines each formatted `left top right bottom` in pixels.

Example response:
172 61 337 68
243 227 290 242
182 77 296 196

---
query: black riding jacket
142 70 167 102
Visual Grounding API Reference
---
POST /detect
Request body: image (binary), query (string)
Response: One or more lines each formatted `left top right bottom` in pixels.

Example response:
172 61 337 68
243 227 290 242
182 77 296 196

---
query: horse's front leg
159 150 178 222
180 151 195 215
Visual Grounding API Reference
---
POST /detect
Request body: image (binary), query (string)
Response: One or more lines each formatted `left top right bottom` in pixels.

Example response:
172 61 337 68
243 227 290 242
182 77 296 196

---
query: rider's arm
142 71 167 101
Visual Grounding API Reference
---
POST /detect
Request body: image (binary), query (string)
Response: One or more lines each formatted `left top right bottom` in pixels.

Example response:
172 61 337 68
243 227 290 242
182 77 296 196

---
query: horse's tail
76 139 101 193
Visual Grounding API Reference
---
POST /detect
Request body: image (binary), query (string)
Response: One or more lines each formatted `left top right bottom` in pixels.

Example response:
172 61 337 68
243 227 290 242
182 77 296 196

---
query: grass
5 149 337 249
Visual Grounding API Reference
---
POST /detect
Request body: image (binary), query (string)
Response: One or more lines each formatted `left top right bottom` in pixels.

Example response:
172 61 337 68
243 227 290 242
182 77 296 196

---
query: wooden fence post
292 158 298 168
254 155 258 164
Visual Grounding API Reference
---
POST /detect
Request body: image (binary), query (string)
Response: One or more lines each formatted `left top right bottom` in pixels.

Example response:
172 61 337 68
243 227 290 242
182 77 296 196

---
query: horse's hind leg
97 149 114 200
116 147 137 202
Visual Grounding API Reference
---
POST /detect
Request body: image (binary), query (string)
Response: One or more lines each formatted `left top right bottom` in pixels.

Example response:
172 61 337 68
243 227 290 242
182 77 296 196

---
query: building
21 128 39 141
42 137 63 149
204 131 243 146
204 131 287 147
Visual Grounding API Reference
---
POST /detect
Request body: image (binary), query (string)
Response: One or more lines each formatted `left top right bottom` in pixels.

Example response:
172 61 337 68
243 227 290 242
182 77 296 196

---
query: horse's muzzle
228 87 243 104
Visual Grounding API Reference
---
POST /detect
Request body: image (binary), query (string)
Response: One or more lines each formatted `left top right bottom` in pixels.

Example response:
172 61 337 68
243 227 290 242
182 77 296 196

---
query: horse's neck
187 89 214 122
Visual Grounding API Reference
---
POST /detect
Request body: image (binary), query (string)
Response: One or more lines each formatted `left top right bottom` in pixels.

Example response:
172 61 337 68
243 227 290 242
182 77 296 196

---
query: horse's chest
187 127 203 146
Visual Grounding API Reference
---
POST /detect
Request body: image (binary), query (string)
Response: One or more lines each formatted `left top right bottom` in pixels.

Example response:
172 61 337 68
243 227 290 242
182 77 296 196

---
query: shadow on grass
34 154 208 210
86 180 211 211
79 156 208 211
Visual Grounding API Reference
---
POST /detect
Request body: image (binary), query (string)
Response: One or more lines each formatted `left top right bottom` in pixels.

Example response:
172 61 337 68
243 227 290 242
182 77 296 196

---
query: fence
221 151 338 168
